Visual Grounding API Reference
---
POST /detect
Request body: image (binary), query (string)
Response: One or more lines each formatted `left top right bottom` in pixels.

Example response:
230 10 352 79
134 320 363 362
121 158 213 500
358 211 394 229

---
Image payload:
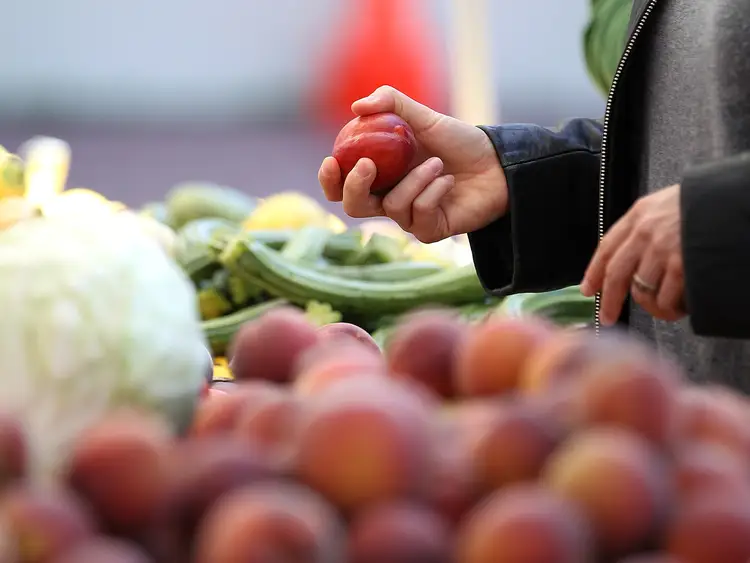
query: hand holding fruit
319 86 508 243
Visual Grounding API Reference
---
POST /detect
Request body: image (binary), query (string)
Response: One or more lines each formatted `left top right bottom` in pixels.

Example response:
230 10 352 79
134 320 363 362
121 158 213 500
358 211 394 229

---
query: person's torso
604 0 750 388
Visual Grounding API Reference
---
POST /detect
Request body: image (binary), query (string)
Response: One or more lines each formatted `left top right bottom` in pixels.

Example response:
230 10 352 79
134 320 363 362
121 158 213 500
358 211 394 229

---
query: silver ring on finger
632 273 660 295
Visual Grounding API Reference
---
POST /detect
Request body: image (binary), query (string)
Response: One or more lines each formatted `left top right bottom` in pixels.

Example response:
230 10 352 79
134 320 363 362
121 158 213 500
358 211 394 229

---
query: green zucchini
201 298 290 355
498 286 595 327
315 261 444 282
220 239 487 317
350 233 406 265
322 229 364 264
165 183 257 229
280 226 333 263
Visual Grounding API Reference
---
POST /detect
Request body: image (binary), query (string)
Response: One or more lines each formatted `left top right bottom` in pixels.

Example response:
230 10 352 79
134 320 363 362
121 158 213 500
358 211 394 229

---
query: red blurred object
311 0 449 126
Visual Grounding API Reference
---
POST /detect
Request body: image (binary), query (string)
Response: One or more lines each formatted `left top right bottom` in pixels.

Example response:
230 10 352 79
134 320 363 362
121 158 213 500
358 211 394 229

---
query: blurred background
0 0 605 211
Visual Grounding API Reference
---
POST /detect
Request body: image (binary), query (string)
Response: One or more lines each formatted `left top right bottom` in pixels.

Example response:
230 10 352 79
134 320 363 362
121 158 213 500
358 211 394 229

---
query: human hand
581 184 686 325
318 86 508 243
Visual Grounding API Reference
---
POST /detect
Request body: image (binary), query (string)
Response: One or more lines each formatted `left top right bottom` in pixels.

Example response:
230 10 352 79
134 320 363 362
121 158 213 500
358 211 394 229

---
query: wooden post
446 0 498 125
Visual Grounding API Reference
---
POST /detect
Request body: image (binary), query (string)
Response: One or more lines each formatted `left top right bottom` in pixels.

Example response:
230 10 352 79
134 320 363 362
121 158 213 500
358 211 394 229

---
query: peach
316 322 381 354
295 375 435 512
456 485 595 563
518 331 594 396
347 502 452 563
48 537 151 563
159 437 275 546
193 482 345 563
293 341 387 397
454 317 554 398
428 417 483 524
675 385 750 457
572 352 681 445
233 392 306 468
332 113 417 194
541 427 671 557
0 485 95 563
65 410 172 534
294 339 385 376
229 307 319 383
386 309 466 398
190 381 285 437
671 442 749 501
666 491 750 563
471 402 563 492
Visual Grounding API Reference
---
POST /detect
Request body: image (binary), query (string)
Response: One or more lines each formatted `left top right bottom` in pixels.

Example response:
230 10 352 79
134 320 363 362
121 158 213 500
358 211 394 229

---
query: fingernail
426 157 444 175
353 160 373 179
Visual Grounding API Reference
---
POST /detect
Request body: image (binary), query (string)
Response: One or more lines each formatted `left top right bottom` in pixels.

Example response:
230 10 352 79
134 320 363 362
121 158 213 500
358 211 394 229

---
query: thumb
351 86 442 134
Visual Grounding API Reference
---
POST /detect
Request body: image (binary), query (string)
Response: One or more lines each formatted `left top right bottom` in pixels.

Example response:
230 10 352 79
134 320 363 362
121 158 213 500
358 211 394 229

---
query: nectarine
386 309 466 398
454 317 554 397
333 113 417 194
229 307 319 383
347 502 452 563
542 427 671 556
456 485 595 563
295 375 435 512
193 482 345 563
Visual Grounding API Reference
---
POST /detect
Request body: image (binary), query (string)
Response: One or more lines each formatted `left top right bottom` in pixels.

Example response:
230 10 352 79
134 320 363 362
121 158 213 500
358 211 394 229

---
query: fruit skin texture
0 485 95 563
193 482 345 563
333 113 417 194
386 310 465 399
347 502 452 563
573 355 680 446
456 485 595 563
65 410 172 534
229 308 319 384
47 537 152 563
541 427 671 557
158 437 274 547
295 376 434 512
666 491 750 563
454 317 553 397
471 402 563 492
316 323 381 354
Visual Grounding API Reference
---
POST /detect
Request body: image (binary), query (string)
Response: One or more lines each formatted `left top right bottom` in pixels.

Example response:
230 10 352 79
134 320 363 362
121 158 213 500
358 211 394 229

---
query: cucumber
201 298 290 355
220 239 487 317
280 226 333 263
315 261 444 282
498 286 595 327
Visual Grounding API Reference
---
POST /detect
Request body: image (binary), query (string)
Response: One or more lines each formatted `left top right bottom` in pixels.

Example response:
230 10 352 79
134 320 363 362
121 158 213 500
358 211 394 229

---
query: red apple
333 113 417 194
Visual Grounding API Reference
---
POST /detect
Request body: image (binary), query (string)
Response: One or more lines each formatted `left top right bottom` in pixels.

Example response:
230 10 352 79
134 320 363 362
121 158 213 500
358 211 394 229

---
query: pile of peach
0 308 749 563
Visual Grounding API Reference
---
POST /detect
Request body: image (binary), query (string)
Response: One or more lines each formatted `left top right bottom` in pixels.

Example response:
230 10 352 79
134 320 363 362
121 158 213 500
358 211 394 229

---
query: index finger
581 215 634 296
351 86 441 134
318 156 343 202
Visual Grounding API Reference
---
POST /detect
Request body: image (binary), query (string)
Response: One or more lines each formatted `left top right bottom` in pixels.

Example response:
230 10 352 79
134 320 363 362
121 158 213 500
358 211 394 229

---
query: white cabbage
0 214 207 484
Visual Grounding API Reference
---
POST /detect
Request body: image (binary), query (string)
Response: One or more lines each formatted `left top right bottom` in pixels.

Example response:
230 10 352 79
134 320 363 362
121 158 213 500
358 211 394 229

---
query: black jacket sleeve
467 119 602 297
681 152 750 338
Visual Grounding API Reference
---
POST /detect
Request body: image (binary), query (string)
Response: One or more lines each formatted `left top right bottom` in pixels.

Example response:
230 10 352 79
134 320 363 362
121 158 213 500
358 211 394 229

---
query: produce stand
0 129 746 563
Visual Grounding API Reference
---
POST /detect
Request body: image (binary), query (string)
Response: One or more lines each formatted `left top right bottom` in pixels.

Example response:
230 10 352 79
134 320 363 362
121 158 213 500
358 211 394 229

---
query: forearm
468 119 602 296
682 152 750 338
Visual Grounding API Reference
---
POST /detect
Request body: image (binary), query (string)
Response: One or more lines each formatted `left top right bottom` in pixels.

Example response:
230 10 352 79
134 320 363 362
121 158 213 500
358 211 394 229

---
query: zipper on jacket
595 0 658 336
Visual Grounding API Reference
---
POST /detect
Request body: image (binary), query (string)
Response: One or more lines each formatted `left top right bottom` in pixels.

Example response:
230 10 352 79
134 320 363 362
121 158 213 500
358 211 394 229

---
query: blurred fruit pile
0 308 748 562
